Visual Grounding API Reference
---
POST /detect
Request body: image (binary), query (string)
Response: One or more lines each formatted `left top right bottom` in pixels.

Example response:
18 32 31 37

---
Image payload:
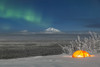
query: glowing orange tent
72 50 91 58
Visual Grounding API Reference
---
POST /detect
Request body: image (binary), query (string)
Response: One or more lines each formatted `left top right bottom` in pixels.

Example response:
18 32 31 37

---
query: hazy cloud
85 23 100 28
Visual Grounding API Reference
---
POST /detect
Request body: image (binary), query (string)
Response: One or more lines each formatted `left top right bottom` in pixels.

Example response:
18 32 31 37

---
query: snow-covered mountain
12 28 63 34
44 27 61 34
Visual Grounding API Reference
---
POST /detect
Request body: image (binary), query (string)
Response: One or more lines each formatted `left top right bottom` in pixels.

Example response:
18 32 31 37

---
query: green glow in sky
0 0 50 27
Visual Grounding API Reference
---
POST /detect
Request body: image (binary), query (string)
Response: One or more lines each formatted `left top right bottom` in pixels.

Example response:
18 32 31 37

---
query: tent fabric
72 50 91 58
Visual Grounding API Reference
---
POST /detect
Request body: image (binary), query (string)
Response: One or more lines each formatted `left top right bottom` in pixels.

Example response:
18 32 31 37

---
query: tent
72 50 91 58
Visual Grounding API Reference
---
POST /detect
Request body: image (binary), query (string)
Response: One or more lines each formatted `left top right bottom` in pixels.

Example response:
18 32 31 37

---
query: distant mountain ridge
10 27 63 34
44 27 62 34
45 27 61 33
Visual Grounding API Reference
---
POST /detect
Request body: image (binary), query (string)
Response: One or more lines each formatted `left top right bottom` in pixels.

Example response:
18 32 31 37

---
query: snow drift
0 54 100 67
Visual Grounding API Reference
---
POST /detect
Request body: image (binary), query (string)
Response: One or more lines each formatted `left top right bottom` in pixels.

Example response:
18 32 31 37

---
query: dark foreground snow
0 54 100 67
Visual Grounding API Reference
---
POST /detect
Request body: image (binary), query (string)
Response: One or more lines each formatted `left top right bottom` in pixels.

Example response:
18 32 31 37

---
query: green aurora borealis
0 0 51 29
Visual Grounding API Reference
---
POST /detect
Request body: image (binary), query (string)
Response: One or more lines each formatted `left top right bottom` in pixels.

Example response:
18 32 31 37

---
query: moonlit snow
0 54 100 67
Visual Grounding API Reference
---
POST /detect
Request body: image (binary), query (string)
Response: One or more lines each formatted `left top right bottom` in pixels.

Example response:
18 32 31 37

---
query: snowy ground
0 54 100 67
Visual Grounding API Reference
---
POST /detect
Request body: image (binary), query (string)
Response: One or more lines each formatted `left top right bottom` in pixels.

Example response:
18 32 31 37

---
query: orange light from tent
72 50 92 58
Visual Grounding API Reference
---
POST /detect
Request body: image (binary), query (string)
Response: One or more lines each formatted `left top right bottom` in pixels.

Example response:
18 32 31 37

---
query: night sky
0 0 100 32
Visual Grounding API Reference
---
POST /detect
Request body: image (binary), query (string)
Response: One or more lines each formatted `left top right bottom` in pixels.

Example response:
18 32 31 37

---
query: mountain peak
45 27 61 33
